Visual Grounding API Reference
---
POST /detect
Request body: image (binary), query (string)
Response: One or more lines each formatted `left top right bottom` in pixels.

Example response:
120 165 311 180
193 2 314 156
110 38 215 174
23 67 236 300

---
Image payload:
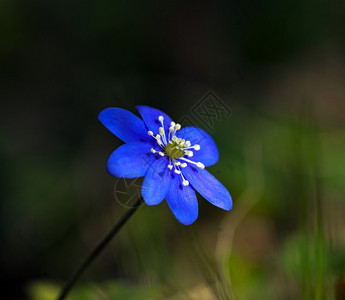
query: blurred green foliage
27 281 162 300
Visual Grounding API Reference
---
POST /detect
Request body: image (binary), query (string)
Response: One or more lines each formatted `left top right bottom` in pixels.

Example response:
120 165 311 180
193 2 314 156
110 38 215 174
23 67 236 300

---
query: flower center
164 137 187 159
165 142 184 159
147 115 204 186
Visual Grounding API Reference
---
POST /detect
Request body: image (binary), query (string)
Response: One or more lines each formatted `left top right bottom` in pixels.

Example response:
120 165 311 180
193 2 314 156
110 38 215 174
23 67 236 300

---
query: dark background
1 0 345 299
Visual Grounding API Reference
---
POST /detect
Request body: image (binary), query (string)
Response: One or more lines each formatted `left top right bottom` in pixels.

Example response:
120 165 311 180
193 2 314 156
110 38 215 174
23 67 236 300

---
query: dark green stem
57 197 143 300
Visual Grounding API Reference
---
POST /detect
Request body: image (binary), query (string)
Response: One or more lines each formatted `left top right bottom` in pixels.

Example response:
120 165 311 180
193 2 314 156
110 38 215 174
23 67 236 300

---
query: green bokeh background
1 0 345 299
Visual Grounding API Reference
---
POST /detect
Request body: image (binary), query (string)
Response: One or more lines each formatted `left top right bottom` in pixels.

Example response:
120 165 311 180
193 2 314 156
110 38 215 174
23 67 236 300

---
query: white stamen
180 157 205 169
168 126 174 140
154 134 163 146
159 151 165 157
185 141 191 147
196 162 205 169
174 161 181 166
180 171 189 186
159 126 167 145
157 116 168 145
193 144 200 150
180 163 187 168
150 148 156 153
148 130 165 149
172 160 182 175
170 123 181 138
167 164 173 170
185 150 193 157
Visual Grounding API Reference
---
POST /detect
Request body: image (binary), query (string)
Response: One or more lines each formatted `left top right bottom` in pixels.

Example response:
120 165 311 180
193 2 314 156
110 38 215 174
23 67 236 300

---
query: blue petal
107 143 155 178
142 157 171 206
182 166 232 211
136 105 173 135
99 107 151 144
177 127 219 167
165 173 198 225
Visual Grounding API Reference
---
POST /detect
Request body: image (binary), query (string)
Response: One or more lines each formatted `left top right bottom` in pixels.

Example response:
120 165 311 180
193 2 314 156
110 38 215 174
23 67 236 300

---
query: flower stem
57 197 143 300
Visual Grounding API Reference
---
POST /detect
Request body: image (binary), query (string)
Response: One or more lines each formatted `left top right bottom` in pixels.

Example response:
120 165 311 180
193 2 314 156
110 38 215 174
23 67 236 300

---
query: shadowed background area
1 0 345 299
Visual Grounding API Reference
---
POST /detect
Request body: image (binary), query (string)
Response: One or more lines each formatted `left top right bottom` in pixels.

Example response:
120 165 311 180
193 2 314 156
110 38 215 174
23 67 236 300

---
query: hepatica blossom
99 106 232 225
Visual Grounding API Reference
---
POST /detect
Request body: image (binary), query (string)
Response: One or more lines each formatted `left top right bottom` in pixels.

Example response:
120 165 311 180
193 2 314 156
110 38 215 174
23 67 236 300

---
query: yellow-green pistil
165 141 185 159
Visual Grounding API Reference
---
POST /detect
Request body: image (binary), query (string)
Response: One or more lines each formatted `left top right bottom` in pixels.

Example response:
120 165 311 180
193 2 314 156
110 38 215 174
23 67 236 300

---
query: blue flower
98 106 232 225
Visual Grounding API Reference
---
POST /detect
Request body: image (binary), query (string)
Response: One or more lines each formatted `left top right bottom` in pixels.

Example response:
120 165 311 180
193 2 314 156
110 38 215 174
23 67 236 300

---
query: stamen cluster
148 116 204 186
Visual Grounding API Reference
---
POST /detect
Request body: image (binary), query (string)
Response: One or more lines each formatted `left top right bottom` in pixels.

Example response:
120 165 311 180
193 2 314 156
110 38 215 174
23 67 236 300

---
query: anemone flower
99 106 232 225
